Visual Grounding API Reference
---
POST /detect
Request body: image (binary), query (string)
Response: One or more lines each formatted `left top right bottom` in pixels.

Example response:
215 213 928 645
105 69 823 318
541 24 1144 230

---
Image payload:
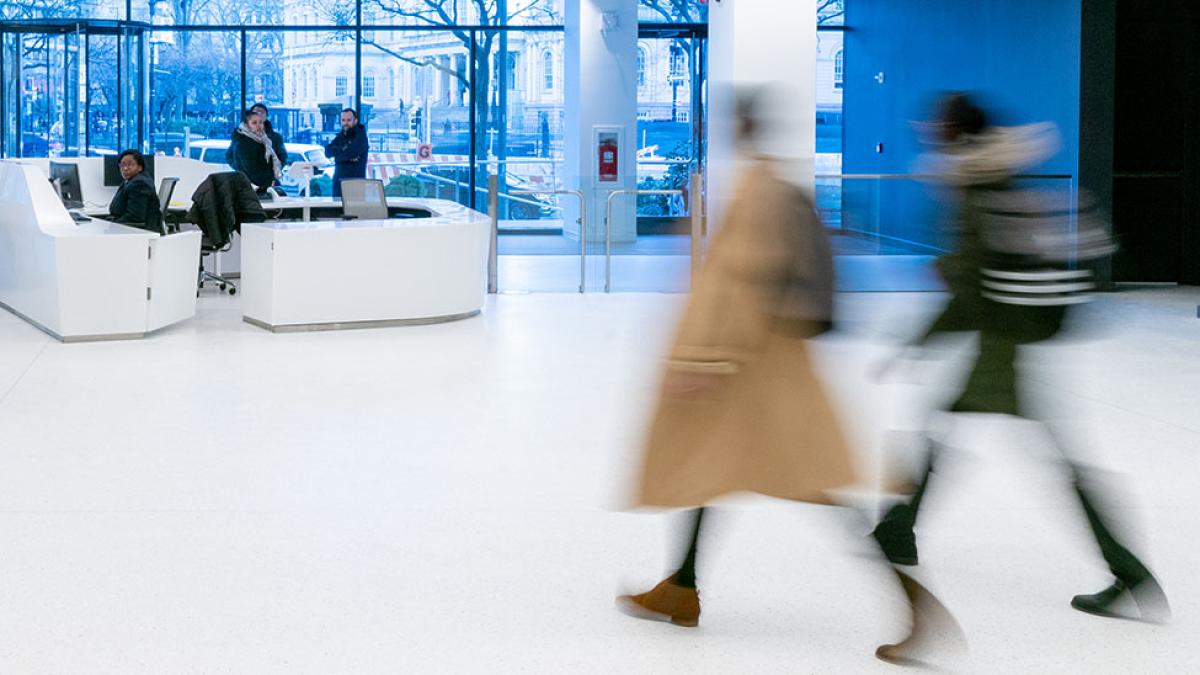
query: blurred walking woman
617 88 859 627
230 108 282 194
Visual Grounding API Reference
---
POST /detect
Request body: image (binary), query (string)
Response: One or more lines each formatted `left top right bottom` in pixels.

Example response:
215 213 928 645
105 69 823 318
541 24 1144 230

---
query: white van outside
187 139 334 194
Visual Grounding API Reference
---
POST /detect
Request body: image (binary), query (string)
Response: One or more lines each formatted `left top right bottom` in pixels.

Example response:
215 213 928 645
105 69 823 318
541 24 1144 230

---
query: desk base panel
1 301 145 343
243 309 480 333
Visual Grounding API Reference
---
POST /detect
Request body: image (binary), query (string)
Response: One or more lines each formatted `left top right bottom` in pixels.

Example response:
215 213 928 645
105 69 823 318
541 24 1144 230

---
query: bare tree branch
817 0 844 25
638 0 698 23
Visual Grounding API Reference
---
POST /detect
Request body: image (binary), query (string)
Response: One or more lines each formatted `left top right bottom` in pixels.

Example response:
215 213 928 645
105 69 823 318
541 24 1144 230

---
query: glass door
0 20 150 158
484 25 707 294
619 26 707 293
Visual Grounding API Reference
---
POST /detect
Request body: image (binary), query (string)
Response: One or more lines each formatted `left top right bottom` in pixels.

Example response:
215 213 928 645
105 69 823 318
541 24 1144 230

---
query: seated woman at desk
229 108 283 195
108 149 162 232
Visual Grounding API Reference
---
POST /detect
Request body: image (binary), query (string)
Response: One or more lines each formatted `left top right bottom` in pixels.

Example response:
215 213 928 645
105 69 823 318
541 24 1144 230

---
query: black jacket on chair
108 171 162 233
187 172 266 249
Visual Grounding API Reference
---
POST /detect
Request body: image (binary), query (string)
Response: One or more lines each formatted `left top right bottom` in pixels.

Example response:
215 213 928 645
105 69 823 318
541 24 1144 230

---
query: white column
708 0 817 226
564 0 638 243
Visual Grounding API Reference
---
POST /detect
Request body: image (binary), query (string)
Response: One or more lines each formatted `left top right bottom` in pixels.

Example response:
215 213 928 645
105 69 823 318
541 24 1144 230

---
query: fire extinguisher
598 138 618 182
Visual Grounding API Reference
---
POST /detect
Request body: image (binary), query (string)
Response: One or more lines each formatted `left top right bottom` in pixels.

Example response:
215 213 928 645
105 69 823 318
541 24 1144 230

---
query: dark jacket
228 131 280 190
324 124 369 197
186 172 267 249
226 124 287 176
108 171 162 233
920 181 1069 416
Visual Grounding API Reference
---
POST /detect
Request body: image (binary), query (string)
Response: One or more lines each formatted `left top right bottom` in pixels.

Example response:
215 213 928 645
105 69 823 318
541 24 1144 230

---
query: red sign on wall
598 137 618 182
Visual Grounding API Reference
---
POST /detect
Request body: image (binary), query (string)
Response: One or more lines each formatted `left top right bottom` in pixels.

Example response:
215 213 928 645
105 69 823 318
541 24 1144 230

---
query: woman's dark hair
341 107 358 119
250 103 269 116
241 108 262 123
117 149 146 169
938 92 988 137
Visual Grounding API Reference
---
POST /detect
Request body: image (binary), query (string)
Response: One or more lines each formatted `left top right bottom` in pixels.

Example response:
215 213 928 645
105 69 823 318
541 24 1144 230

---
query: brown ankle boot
617 573 701 627
876 570 965 666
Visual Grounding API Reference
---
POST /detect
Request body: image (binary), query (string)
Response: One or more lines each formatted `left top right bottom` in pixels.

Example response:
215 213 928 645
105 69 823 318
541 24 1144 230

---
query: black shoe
872 504 918 566
1071 577 1171 623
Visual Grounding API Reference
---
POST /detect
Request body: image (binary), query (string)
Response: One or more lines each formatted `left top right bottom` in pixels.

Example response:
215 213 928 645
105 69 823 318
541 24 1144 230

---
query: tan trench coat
635 162 858 508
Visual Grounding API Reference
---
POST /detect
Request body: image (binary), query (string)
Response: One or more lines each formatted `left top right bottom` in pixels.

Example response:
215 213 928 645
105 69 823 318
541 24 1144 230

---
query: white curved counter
240 199 490 332
0 162 201 341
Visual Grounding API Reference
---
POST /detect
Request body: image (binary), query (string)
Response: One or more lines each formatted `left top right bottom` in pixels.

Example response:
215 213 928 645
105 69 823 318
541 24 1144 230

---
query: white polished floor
0 287 1196 674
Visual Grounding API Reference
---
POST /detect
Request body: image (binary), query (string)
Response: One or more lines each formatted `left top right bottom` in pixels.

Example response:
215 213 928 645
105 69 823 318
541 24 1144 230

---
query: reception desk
0 162 201 342
240 199 490 332
17 155 221 215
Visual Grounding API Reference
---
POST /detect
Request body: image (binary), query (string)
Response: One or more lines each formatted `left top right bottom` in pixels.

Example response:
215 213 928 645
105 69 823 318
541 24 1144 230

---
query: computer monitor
49 162 83 209
104 154 155 186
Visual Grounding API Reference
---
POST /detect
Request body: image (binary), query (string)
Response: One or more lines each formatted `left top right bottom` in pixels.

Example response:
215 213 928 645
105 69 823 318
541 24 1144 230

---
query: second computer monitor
49 162 84 209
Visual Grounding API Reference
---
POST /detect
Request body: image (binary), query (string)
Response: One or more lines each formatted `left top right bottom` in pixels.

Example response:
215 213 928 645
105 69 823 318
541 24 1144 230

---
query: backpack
973 187 1116 308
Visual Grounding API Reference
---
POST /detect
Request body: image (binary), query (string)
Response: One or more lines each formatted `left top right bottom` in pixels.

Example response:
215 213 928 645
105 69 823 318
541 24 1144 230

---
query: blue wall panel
845 0 1081 175
842 0 1082 252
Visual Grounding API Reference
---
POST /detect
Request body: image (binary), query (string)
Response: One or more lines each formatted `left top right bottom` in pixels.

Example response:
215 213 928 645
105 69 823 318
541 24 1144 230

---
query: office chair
157 177 179 235
189 172 266 297
340 178 389 220
116 176 177 235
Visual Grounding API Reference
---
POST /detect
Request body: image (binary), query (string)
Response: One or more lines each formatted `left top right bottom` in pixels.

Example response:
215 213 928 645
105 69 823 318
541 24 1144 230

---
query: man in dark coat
108 149 162 233
324 107 369 198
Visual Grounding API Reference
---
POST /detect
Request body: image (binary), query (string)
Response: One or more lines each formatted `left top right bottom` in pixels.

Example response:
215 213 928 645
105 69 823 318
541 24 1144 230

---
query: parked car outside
186 139 334 195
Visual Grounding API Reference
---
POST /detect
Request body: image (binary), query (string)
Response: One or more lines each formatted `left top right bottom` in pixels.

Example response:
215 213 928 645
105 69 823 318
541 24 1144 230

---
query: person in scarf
227 104 288 179
229 108 282 195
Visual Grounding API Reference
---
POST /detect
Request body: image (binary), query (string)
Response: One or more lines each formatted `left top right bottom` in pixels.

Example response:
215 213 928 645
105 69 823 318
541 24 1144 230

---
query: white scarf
237 124 282 179
918 122 1061 187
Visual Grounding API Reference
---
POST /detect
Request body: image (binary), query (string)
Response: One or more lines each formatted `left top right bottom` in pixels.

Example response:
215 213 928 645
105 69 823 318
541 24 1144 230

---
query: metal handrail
690 173 703 285
376 164 553 211
637 159 693 165
605 188 684 293
815 173 1074 180
472 184 565 212
512 189 587 293
487 175 499 294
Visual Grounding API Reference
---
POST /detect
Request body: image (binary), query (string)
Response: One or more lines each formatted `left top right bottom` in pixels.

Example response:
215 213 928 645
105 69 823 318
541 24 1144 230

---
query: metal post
512 189 586 293
605 189 683 293
487 174 499 294
578 196 586 293
605 191 617 293
690 172 703 286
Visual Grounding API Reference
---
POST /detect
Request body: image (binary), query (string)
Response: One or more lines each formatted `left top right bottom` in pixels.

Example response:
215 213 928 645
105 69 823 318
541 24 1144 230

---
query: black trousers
884 303 1151 585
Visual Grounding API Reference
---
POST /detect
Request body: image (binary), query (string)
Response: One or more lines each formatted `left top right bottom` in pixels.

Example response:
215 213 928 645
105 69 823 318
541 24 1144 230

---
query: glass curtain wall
480 29 564 225
356 31 472 204
2 0 706 253
816 0 845 231
88 32 122 152
149 30 241 156
0 21 148 157
635 32 704 230
0 31 16 157
8 31 67 156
